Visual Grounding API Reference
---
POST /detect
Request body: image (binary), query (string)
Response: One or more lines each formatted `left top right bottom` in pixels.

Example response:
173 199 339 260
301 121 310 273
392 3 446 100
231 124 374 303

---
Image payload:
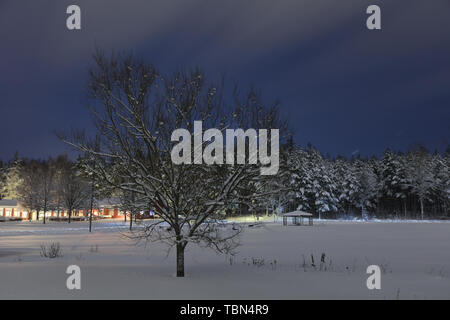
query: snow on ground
0 219 449 299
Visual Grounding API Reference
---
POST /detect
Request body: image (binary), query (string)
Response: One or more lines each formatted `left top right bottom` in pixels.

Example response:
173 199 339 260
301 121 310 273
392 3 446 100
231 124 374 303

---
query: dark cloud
0 0 449 159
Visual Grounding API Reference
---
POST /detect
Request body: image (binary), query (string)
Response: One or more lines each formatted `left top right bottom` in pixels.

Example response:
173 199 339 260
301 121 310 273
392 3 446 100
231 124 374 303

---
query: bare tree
62 51 287 277
16 160 40 221
53 155 70 218
77 156 98 231
119 188 142 231
60 163 89 223
38 160 56 224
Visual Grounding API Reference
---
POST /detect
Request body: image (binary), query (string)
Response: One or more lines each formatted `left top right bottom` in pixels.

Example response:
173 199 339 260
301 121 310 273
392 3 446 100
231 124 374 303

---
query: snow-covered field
0 219 449 299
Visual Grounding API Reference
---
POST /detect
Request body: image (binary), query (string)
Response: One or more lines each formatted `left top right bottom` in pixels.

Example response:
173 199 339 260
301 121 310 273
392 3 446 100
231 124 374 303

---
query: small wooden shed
282 211 313 226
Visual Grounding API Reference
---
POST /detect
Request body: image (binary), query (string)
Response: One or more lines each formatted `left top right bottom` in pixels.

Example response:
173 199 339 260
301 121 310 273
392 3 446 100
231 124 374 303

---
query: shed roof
0 199 19 207
282 210 313 217
97 197 121 207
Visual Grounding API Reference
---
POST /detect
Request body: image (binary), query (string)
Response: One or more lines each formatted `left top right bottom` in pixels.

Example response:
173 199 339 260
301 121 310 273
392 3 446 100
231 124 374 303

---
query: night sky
1 0 449 160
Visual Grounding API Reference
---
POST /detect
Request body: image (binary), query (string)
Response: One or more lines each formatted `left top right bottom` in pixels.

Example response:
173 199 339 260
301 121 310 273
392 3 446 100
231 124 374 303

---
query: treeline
275 144 450 220
1 144 449 221
0 154 90 223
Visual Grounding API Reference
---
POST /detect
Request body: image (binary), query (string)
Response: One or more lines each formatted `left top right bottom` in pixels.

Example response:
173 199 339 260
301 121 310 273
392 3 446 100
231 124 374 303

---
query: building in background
0 199 27 220
0 198 125 221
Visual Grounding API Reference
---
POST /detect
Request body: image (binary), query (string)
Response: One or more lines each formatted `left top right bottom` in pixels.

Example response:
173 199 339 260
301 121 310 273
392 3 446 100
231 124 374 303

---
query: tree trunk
89 163 96 232
68 209 72 223
420 199 424 220
89 190 94 232
403 200 407 220
43 205 46 224
89 209 93 232
176 242 185 277
129 212 133 231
